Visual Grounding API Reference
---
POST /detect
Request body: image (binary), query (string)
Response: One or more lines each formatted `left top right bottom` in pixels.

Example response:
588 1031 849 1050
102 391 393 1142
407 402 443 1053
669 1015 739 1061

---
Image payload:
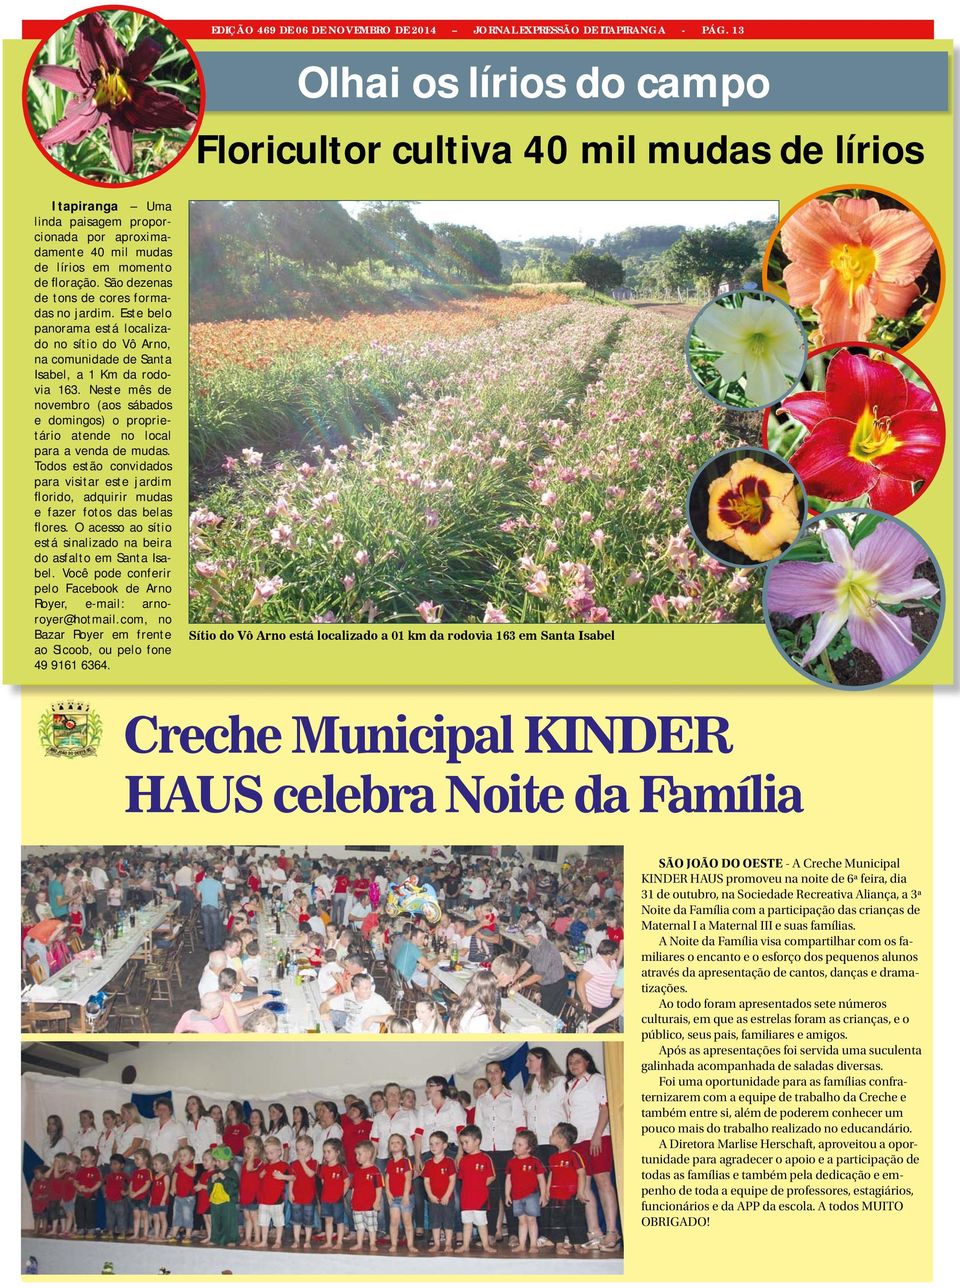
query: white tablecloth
256 925 331 1033
25 900 178 1007
435 964 562 1033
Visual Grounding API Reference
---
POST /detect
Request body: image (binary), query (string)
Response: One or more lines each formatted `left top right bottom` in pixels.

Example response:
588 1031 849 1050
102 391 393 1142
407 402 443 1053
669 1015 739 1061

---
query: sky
341 200 778 244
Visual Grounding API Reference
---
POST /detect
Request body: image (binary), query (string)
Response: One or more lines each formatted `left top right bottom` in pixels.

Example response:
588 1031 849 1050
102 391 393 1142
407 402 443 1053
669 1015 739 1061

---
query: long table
256 925 331 1033
434 963 562 1033
24 900 178 1028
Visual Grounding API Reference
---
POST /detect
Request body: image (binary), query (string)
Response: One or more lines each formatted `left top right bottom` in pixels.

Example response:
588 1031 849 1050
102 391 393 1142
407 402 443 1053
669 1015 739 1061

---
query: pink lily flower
767 520 938 680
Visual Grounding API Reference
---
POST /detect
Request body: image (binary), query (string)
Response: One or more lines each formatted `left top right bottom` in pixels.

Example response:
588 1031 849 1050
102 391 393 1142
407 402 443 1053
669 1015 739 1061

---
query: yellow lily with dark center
706 456 801 563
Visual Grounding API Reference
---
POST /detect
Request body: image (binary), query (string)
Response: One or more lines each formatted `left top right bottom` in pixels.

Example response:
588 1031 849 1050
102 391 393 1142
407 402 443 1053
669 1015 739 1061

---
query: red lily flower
775 349 944 514
34 12 196 175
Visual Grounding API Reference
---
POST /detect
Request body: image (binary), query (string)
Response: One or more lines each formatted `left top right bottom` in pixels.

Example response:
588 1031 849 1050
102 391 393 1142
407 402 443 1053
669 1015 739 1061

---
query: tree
659 225 758 297
565 251 624 295
433 223 503 283
356 202 435 275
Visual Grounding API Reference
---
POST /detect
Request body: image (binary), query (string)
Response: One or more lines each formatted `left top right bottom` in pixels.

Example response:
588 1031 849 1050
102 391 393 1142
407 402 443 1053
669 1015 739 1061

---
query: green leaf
777 535 826 563
849 512 888 547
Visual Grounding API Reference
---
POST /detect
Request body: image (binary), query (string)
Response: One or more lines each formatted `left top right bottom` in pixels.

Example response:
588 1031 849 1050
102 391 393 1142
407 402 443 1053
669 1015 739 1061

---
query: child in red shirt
256 1138 289 1249
504 1129 548 1252
456 1124 496 1253
319 1139 351 1248
238 1136 264 1247
30 1166 51 1235
148 1154 171 1241
349 1141 383 1252
129 1149 153 1242
286 1135 320 1249
421 1131 457 1252
195 1148 215 1243
341 1102 373 1177
544 1122 588 1252
222 1103 250 1159
385 1133 417 1255
59 1156 79 1237
74 1147 102 1237
170 1145 199 1241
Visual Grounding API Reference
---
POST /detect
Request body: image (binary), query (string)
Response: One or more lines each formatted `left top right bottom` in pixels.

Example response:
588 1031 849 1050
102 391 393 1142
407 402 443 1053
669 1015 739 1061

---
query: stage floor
22 1233 624 1276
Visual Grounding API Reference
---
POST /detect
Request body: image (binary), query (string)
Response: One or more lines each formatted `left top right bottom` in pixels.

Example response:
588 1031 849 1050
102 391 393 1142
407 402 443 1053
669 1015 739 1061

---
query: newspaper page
5 4 954 1285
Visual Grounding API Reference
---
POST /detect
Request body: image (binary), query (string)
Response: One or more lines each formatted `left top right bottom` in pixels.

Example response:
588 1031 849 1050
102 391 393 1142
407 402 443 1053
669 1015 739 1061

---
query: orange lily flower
778 196 934 345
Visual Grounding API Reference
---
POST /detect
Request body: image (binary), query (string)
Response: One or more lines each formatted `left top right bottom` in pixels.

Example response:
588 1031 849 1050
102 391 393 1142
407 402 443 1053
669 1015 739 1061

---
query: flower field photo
189 201 777 626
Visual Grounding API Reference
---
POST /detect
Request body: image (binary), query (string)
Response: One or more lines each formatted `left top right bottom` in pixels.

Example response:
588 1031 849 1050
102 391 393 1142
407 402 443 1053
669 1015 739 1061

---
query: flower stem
819 650 839 685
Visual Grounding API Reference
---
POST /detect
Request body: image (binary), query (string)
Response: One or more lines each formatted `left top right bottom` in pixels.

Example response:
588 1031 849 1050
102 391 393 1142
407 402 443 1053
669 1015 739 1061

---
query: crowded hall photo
21 1039 624 1274
21 846 625 1036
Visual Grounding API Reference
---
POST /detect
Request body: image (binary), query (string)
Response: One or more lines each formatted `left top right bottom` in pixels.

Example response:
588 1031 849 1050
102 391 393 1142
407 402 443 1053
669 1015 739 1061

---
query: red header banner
21 17 935 41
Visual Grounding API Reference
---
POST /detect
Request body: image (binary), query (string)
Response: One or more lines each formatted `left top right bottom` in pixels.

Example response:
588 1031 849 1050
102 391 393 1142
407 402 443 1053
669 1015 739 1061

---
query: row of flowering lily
188 301 765 625
189 291 570 473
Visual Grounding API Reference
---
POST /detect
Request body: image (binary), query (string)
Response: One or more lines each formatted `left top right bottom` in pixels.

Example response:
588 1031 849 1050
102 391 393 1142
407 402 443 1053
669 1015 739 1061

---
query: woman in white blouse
522 1047 567 1163
42 1114 73 1166
563 1047 620 1250
267 1102 295 1160
310 1101 343 1153
116 1103 146 1171
475 1061 525 1245
97 1109 121 1171
75 1109 100 1159
184 1094 221 1157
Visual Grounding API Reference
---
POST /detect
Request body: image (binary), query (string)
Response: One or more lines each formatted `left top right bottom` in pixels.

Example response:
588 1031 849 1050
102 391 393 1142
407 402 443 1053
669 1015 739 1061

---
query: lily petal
40 95 103 147
731 497 800 562
777 388 829 432
822 526 855 572
34 63 86 92
75 12 127 79
780 199 848 280
800 606 849 668
727 457 797 502
125 82 196 129
126 36 164 82
692 302 740 353
832 196 880 232
788 417 876 501
903 378 936 415
871 410 945 483
107 119 135 173
870 278 921 320
859 208 935 285
813 270 876 346
743 347 794 406
846 605 917 680
853 519 928 595
876 578 939 606
824 350 906 423
865 474 916 515
766 559 844 616
782 260 823 308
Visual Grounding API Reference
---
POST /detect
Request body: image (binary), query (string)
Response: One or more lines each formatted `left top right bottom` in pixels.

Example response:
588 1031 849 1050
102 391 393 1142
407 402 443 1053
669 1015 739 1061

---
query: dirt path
625 300 700 322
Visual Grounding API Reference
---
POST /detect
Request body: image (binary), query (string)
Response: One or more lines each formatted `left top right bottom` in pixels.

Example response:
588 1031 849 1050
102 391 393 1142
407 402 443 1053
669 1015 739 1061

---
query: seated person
318 973 395 1033
391 926 439 989
174 992 229 1034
